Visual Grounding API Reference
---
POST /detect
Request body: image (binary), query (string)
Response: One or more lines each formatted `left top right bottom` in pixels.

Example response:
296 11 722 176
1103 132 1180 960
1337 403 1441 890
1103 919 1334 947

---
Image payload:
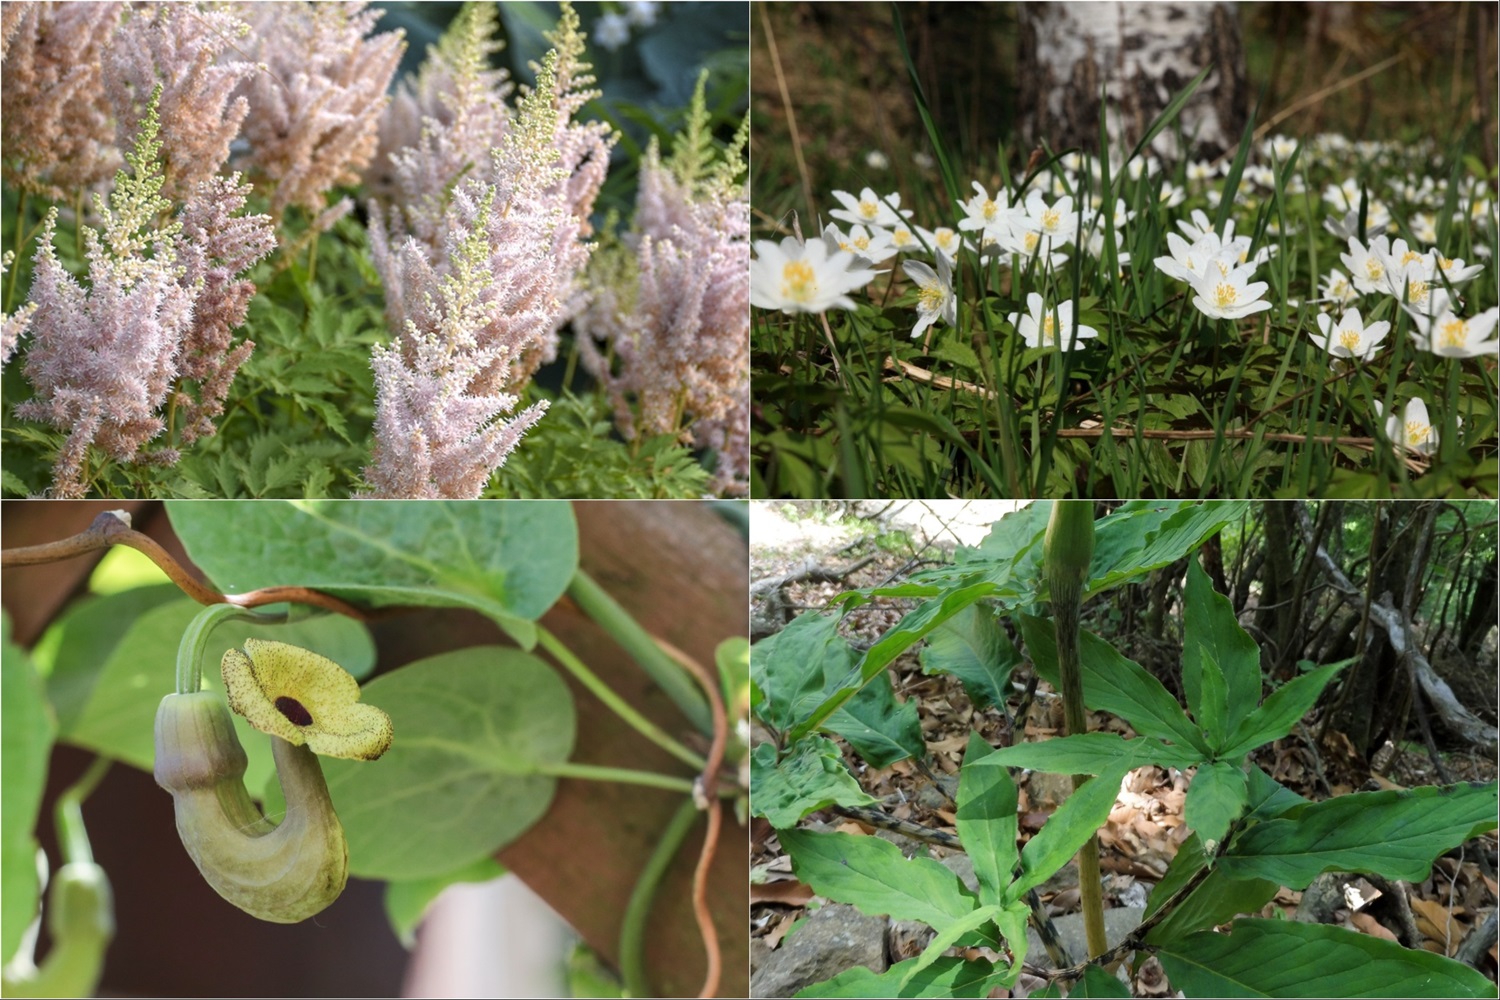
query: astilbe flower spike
363 185 548 498
172 175 276 445
1 252 39 367
106 2 258 199
1 0 123 198
234 0 404 227
16 97 195 497
367 0 513 247
576 75 750 494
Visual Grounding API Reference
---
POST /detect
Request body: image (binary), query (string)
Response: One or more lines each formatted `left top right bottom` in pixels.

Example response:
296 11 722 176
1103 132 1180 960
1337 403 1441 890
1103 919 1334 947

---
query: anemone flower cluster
1153 210 1274 320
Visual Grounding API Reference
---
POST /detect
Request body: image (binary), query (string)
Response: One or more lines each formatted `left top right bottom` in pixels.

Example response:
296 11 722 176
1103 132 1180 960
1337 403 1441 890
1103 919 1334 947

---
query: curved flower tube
153 691 347 924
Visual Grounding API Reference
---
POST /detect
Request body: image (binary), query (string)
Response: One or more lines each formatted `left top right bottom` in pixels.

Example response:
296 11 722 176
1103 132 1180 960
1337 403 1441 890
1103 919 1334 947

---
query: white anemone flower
1309 308 1389 361
902 256 955 340
828 187 911 229
1008 292 1098 351
821 222 897 265
1374 397 1439 456
1187 261 1272 320
1406 306 1500 358
750 237 878 314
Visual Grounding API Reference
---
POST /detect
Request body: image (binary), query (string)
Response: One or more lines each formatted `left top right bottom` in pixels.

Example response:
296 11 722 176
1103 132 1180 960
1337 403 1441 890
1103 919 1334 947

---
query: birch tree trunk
1017 2 1249 162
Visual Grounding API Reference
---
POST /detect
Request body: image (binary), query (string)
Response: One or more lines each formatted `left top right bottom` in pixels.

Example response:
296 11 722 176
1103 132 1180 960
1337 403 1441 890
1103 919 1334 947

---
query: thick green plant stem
1045 500 1108 960
619 797 699 997
567 568 711 733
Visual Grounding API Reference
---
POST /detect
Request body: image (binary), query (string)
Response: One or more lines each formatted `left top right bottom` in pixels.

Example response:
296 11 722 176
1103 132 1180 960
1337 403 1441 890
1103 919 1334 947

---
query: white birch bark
1018 2 1248 162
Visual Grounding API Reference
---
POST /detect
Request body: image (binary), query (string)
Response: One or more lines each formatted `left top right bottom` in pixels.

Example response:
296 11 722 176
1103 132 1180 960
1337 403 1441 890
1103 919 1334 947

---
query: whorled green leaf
1144 766 1299 945
1156 918 1498 998
1085 501 1246 598
59 598 375 800
977 732 1201 776
1218 781 1500 888
777 829 988 942
956 734 1018 906
1218 660 1351 759
919 604 1022 710
826 666 923 769
790 579 996 742
323 647 575 880
1181 559 1261 738
1010 761 1133 902
750 738 875 829
167 501 580 646
1182 761 1248 848
384 856 507 948
1020 614 1208 754
900 904 1002 988
2 617 55 966
794 956 1008 999
751 612 844 733
1072 964 1134 997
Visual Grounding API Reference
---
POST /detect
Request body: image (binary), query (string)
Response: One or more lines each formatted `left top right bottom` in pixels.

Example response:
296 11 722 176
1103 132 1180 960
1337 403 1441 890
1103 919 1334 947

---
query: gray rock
750 904 889 998
1025 905 1146 968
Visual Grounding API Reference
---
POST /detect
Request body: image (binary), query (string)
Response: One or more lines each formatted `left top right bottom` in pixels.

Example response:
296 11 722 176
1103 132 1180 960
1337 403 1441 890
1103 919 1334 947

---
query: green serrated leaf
1157 918 1498 998
1183 760 1248 848
955 734 1018 906
777 828 989 942
1182 558 1261 737
1009 761 1133 902
919 604 1022 709
750 738 875 829
1218 781 1499 887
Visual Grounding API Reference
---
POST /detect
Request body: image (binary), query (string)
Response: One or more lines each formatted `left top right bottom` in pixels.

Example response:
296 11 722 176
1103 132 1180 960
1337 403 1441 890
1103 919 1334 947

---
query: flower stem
535 625 706 771
55 756 111 866
175 602 287 694
533 761 696 795
567 568 711 733
619 797 699 997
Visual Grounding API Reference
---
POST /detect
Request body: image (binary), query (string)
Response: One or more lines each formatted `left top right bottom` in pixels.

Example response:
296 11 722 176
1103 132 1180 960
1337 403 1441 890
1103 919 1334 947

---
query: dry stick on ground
1294 503 1498 748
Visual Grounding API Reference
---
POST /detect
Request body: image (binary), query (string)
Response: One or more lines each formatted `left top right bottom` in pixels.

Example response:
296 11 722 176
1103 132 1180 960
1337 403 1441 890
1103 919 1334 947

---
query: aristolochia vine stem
175 602 287 693
1044 499 1108 960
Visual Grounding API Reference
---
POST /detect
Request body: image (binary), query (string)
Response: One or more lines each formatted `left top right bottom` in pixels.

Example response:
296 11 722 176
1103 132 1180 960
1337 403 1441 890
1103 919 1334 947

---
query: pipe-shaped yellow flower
154 691 348 923
221 639 392 761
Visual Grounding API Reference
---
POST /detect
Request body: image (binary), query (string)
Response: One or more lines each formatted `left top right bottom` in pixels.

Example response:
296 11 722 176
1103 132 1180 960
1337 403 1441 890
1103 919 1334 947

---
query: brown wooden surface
1 500 749 998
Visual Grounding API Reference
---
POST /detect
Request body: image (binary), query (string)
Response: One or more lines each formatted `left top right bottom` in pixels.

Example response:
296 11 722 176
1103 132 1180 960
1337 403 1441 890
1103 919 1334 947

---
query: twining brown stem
1 510 372 620
657 638 731 999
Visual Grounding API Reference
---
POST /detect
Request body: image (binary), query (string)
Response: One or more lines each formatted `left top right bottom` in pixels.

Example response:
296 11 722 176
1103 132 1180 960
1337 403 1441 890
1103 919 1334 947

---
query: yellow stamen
982 199 997 220
1438 318 1468 349
1364 258 1384 281
1214 282 1238 309
1042 314 1056 345
1405 420 1430 448
782 260 816 303
858 200 878 219
1338 329 1362 353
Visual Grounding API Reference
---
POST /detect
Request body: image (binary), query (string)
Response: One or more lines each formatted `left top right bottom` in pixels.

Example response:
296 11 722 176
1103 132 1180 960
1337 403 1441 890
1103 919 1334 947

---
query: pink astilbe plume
366 0 512 245
363 186 548 498
106 2 258 198
578 82 750 495
172 174 276 445
1 252 38 367
15 101 194 497
234 0 404 227
1 1 123 198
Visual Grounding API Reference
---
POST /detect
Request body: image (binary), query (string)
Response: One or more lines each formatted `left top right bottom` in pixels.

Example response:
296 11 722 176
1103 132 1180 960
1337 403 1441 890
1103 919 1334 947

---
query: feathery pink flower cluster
577 84 750 495
106 2 257 198
2 1 122 197
233 0 404 227
362 4 612 496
